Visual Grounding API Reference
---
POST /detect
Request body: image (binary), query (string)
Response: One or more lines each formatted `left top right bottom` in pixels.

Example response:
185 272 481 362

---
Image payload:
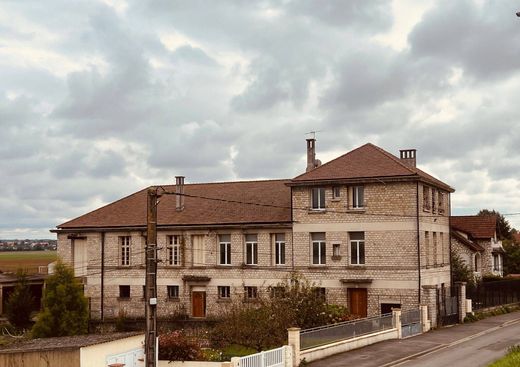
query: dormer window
311 188 326 210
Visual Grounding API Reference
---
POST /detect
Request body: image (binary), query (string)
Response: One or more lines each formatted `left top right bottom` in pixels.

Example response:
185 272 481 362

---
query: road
394 320 520 367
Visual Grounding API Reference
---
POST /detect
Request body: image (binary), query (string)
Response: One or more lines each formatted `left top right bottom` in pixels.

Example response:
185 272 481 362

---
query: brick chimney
399 149 417 168
306 138 321 172
175 176 185 211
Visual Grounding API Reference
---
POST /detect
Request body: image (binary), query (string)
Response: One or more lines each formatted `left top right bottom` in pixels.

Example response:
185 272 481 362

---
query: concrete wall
81 334 144 367
299 328 398 363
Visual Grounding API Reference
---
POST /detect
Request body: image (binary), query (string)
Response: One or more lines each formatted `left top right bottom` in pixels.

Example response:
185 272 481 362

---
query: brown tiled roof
0 332 142 353
450 216 497 239
291 143 454 191
58 179 291 229
451 230 485 252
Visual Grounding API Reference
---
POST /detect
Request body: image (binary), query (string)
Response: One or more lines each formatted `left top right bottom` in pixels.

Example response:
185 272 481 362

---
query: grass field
0 251 57 274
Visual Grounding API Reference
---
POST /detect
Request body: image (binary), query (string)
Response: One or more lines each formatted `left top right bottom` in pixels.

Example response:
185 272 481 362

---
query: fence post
392 309 402 339
420 305 430 333
287 327 301 367
284 345 293 367
455 281 467 323
230 356 240 367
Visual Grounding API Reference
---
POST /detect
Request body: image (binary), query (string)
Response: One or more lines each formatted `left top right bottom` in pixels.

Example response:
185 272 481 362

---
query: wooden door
192 291 206 318
348 288 368 317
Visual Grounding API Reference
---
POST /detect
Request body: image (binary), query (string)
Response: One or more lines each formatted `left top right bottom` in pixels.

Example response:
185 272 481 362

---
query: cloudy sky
1 0 520 239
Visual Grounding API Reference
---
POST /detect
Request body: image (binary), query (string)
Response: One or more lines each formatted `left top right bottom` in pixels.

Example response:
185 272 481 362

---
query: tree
477 209 513 240
451 250 475 287
503 240 520 276
32 261 89 338
6 270 34 329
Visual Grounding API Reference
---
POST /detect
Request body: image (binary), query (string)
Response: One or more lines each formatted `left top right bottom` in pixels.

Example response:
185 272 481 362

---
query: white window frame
167 285 179 299
311 187 326 210
167 235 181 266
352 186 364 209
311 233 326 265
192 235 205 266
350 233 365 265
219 235 231 265
275 234 286 265
245 234 258 265
218 286 231 299
120 236 131 266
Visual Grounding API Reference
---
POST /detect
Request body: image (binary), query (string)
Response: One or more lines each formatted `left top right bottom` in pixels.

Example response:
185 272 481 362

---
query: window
314 287 326 301
425 231 430 266
275 233 286 265
270 286 285 298
352 186 364 209
493 254 500 271
438 191 444 214
167 285 179 299
350 232 365 265
119 285 130 298
311 232 326 265
142 285 146 299
120 236 131 266
333 243 341 257
311 187 326 209
433 232 437 265
432 190 437 214
219 234 231 265
439 232 444 264
218 286 230 299
245 286 258 300
167 235 181 266
245 234 258 265
332 186 341 200
423 186 431 211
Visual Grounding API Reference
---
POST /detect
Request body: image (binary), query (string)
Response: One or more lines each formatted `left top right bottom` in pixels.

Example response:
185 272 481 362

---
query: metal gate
401 308 422 338
437 287 459 326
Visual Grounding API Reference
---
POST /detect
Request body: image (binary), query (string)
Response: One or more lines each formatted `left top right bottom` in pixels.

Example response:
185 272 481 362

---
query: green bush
488 344 520 367
6 270 34 330
158 330 201 361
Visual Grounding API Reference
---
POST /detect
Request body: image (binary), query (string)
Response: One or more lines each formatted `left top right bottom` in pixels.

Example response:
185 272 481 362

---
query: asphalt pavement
308 311 520 367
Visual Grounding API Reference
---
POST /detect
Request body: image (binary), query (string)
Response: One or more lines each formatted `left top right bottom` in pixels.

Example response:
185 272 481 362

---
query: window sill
117 297 131 301
167 297 180 302
308 209 327 214
331 255 342 261
216 298 232 303
242 264 259 268
331 198 341 202
346 208 365 213
216 264 233 268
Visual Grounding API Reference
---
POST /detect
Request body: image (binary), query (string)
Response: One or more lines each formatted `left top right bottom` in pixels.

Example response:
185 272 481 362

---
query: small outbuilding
0 332 144 367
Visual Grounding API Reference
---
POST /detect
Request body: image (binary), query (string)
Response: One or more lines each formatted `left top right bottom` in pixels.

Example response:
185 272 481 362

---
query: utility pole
145 187 159 367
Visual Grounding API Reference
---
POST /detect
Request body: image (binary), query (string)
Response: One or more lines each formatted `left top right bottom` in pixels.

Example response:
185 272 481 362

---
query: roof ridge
367 143 417 174
159 178 290 187
292 143 378 180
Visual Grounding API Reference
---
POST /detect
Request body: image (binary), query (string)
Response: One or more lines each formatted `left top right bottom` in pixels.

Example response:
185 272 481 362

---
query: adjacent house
451 215 504 278
52 140 454 324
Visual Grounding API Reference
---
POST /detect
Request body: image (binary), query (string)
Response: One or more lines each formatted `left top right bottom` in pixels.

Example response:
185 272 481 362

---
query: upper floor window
245 234 258 265
275 233 286 265
332 186 341 200
311 232 326 265
219 234 231 265
120 236 131 266
352 186 364 209
350 232 365 265
438 191 445 214
167 235 181 266
423 186 431 211
332 243 341 257
432 190 437 214
311 187 326 210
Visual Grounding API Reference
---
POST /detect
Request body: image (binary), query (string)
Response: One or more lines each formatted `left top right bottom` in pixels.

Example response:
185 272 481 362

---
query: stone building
451 215 504 278
52 140 454 323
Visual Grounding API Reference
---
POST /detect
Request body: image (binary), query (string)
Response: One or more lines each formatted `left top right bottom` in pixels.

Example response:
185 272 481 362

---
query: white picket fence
232 346 289 367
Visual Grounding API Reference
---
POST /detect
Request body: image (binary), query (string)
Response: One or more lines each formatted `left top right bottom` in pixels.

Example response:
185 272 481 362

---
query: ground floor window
218 286 231 299
167 285 179 299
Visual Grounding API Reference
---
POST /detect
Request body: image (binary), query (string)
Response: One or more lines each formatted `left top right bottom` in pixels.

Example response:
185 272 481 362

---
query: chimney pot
175 176 185 211
399 149 417 168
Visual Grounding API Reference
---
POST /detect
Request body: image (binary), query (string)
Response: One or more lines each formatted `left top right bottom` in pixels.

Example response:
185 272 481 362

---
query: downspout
416 181 421 304
448 194 453 288
290 186 294 270
101 232 105 321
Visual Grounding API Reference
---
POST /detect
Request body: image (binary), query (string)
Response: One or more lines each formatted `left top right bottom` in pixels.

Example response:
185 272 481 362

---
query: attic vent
399 149 416 168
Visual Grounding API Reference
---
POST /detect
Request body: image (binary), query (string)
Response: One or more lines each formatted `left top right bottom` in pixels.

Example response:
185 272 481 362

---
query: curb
381 316 520 367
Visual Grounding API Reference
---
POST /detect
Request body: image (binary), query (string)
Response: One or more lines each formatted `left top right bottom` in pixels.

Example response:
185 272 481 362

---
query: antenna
305 130 323 140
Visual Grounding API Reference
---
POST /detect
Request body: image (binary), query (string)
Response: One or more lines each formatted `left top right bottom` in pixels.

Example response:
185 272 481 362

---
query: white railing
234 346 286 367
